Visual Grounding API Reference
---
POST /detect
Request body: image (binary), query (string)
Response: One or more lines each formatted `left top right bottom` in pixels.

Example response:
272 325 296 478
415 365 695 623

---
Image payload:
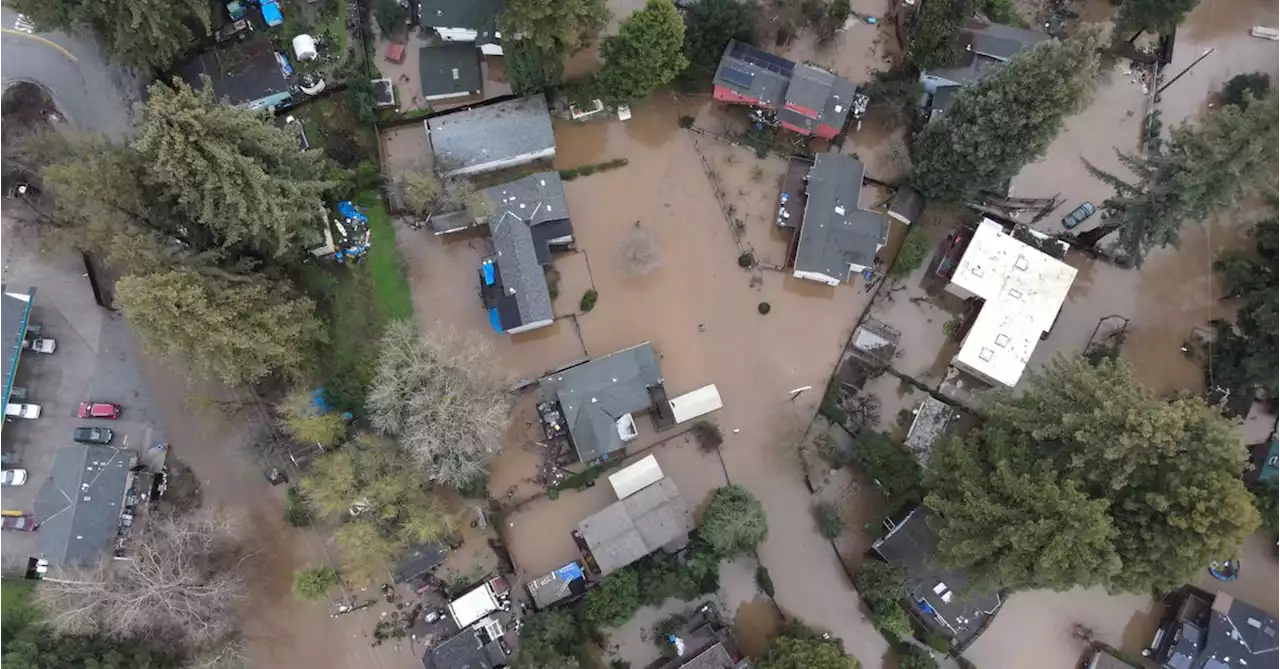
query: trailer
667 384 723 424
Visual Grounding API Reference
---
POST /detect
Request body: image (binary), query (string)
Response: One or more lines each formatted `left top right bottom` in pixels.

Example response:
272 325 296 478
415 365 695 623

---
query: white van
4 403 41 419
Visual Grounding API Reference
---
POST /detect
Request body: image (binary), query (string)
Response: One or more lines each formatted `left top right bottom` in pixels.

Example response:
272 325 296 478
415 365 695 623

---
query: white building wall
444 147 557 177
507 318 554 335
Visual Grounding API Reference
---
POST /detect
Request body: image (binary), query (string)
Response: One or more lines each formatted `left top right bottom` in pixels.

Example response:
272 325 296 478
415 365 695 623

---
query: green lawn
2 579 42 644
301 191 413 412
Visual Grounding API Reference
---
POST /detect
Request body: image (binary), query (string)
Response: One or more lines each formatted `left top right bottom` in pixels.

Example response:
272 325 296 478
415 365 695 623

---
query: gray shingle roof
540 343 664 462
2 286 33 406
483 172 569 228
34 445 134 569
923 21 1049 88
428 95 556 175
716 41 855 135
490 211 554 329
419 43 482 99
424 629 493 669
180 36 289 108
576 477 690 575
393 541 448 584
794 152 889 281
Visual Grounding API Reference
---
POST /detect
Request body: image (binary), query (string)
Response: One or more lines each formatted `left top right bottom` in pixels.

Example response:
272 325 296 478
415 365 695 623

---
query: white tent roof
668 384 723 424
608 454 664 500
448 584 499 629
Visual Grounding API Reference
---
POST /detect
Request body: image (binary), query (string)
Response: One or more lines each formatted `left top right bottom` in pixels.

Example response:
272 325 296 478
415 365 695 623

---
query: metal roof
2 286 34 407
419 0 504 39
34 445 135 570
540 343 664 462
424 628 493 669
419 43 483 99
576 477 690 575
428 95 556 175
794 152 889 281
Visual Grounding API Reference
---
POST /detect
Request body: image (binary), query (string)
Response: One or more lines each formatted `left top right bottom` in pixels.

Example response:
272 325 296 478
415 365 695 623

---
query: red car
2 516 38 531
78 401 122 419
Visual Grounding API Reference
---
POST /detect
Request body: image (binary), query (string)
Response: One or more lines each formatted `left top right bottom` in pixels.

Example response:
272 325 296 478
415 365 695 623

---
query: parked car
1061 202 1097 229
22 336 55 354
4 403 41 419
72 427 114 445
77 402 122 419
1 515 37 531
1 469 27 486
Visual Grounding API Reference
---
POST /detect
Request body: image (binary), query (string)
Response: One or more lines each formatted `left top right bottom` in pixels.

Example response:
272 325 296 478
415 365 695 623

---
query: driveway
0 6 139 139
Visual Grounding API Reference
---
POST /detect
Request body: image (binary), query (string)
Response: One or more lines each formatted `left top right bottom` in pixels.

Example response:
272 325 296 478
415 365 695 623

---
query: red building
711 40 857 141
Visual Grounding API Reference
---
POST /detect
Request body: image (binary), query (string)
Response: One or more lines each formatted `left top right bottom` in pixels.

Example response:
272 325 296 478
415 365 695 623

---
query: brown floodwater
734 597 783 658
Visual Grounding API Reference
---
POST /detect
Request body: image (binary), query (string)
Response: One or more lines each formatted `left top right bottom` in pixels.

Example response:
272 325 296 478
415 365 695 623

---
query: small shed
667 384 723 424
448 583 500 629
525 561 587 610
608 455 664 500
887 187 925 225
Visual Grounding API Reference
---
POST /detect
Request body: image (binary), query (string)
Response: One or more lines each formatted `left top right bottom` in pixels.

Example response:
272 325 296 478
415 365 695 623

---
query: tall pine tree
10 0 211 72
912 28 1103 202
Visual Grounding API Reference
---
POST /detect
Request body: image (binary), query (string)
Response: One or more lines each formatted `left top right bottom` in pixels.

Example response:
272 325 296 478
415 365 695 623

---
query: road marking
1 28 78 63
12 14 34 33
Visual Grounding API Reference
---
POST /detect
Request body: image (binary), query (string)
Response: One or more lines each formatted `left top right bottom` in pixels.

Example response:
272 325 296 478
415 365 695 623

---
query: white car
4 403 41 419
23 337 56 354
1 469 27 486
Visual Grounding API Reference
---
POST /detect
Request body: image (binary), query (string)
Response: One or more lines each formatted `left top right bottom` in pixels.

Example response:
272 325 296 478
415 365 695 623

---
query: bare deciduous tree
616 228 662 277
366 320 512 489
36 508 249 653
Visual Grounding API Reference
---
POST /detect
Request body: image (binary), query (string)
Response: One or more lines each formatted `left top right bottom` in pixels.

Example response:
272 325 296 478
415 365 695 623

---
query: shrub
756 564 776 597
700 484 768 558
1220 72 1272 108
293 566 338 600
692 420 724 452
850 431 922 502
869 597 913 643
895 642 940 669
812 501 846 539
285 486 312 527
581 569 641 628
757 302 771 315
738 251 756 268
890 227 932 277
854 560 908 602
580 289 599 312
678 115 696 128
919 628 952 653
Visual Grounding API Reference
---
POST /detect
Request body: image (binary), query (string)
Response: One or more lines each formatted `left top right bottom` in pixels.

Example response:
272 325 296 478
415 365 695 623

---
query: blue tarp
554 562 584 582
276 52 293 76
481 261 496 286
487 308 503 333
337 201 368 225
261 0 283 26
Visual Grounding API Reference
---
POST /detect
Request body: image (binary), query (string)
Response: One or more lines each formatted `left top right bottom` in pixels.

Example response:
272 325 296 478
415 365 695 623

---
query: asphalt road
0 5 140 139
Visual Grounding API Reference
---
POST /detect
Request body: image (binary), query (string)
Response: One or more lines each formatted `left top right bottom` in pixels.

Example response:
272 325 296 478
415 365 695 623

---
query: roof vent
1014 255 1030 270
970 266 984 277
1008 288 1023 299
995 334 1010 347
451 68 460 81
979 347 994 362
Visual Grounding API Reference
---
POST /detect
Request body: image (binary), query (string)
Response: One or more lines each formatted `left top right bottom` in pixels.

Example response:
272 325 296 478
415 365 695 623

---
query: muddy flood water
397 94 900 664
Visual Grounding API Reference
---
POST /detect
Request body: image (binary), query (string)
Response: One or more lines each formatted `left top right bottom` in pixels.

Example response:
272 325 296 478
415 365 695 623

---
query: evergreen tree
1117 0 1199 34
912 29 1102 202
680 0 758 86
597 0 689 102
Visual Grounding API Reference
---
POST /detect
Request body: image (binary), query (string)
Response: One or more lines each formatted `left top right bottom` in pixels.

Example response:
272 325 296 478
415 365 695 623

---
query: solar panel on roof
719 66 755 89
729 40 795 76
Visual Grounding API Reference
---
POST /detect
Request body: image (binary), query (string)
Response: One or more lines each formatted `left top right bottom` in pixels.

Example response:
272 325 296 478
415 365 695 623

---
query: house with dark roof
919 20 1048 120
419 43 484 101
393 541 449 584
34 445 137 570
428 95 556 176
419 0 505 57
574 475 691 575
791 152 889 285
475 172 574 334
1144 586 1279 669
872 506 1003 648
2 285 34 409
181 35 293 110
422 627 507 669
525 561 588 609
712 40 857 140
538 342 665 462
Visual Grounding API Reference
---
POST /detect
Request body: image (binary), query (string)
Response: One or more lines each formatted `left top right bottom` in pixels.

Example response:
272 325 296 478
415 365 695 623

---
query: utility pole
1156 48 1216 96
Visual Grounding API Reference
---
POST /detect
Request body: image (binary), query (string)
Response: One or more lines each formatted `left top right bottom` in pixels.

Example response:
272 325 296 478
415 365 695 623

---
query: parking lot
1 224 165 571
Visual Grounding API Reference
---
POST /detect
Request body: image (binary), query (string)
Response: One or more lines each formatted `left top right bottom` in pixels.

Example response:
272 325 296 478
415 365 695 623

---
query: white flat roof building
608 454 665 501
448 583 500 629
946 219 1077 387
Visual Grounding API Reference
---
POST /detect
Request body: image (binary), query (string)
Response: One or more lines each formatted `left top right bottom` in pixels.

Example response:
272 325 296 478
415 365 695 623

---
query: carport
2 285 35 409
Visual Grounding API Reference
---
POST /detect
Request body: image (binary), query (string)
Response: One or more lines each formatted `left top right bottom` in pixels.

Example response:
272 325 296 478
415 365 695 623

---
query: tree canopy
699 484 768 558
10 0 211 72
926 357 1259 594
117 268 322 385
277 387 348 447
756 625 860 669
912 30 1102 202
679 0 757 87
1117 0 1199 34
1081 96 1279 264
597 0 689 102
513 610 583 669
301 435 457 585
366 320 511 490
579 569 641 628
1206 220 1278 397
907 0 977 70
499 0 608 56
